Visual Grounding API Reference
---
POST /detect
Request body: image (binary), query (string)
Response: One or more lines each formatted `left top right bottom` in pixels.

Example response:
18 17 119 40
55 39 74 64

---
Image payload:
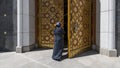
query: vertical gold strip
68 0 71 58
39 0 41 47
89 0 91 46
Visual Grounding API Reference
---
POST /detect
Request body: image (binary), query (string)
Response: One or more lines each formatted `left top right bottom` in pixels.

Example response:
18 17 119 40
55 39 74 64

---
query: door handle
73 23 78 33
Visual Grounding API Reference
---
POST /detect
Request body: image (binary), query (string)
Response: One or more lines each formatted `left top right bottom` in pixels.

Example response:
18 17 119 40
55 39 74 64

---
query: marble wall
100 0 117 57
0 0 17 51
16 0 35 52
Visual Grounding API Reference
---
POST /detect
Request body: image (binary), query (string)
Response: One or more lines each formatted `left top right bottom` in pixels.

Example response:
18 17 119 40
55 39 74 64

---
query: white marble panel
108 33 115 49
17 0 23 15
108 0 115 10
17 15 23 33
100 33 109 49
108 11 115 33
23 0 29 15
23 32 30 46
17 32 23 47
22 15 30 32
100 12 109 33
100 0 109 12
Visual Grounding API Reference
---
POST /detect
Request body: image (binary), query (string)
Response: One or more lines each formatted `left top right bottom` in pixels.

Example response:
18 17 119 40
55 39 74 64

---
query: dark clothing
52 27 64 60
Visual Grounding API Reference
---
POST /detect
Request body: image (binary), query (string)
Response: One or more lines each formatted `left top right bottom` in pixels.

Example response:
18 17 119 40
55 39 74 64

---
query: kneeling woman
52 22 64 61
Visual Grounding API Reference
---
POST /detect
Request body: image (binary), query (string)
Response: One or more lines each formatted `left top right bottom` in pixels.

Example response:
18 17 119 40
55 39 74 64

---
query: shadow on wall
95 0 100 52
0 0 17 52
116 0 120 56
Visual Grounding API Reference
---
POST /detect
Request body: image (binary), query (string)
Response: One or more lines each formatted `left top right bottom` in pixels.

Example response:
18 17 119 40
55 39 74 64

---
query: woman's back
54 27 64 37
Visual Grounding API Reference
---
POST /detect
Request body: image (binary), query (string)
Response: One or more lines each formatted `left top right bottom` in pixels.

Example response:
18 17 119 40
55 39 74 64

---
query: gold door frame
91 0 96 45
68 0 71 57
68 0 92 58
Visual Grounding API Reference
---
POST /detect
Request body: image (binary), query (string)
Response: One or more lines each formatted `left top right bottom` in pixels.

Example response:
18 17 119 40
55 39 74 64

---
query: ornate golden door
68 0 92 58
38 0 64 48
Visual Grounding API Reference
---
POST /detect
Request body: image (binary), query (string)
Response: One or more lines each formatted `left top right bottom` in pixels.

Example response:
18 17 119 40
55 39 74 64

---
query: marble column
16 0 23 53
100 0 117 57
16 0 35 53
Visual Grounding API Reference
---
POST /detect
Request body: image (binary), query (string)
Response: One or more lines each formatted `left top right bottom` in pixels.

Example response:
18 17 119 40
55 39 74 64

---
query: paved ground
0 49 120 68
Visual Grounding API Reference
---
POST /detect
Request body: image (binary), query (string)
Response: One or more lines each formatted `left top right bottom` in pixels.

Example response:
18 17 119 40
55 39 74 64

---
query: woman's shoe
52 58 61 61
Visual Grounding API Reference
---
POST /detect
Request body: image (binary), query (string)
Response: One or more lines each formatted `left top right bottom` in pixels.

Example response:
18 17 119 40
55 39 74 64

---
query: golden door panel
68 0 92 58
38 0 64 48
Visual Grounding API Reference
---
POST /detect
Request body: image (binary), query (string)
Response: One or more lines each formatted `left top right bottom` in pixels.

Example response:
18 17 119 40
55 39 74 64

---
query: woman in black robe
52 22 64 61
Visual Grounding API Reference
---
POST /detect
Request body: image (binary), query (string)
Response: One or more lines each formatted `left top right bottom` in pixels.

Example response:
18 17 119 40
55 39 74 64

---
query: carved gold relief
68 0 92 58
38 0 64 48
37 0 92 58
